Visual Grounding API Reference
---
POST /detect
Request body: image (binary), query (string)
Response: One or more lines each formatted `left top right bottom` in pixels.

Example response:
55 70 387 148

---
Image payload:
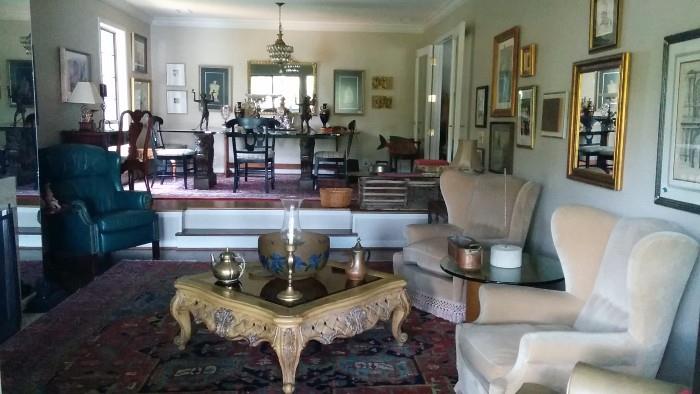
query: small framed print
516 85 536 148
475 85 488 128
132 33 148 73
489 122 515 174
167 90 187 114
166 63 186 86
131 78 151 111
519 44 537 77
540 91 568 138
589 0 620 53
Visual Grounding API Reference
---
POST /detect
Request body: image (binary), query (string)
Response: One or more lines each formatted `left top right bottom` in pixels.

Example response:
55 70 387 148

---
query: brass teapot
210 248 246 285
346 238 370 281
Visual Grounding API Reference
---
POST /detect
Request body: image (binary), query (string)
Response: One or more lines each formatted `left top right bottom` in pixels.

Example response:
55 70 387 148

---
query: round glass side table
440 253 564 322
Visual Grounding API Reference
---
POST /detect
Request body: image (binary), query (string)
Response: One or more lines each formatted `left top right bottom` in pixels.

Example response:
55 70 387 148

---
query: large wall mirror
0 0 38 191
247 60 317 113
567 53 630 190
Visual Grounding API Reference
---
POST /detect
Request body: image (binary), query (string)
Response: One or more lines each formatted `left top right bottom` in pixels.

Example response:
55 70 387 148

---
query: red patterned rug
1 261 457 393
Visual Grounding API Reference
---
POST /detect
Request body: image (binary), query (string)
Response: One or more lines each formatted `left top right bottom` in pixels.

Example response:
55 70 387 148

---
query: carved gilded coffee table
170 261 411 393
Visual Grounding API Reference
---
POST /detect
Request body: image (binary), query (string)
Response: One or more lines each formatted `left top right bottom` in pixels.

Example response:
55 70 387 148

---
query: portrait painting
7 60 34 107
199 66 231 110
59 48 91 102
132 33 148 73
516 86 536 148
491 27 519 117
166 90 187 114
166 63 186 86
589 0 620 52
655 28 700 214
489 122 515 174
334 70 364 115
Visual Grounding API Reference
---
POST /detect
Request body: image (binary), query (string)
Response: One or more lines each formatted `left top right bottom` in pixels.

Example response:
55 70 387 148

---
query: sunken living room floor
1 251 457 393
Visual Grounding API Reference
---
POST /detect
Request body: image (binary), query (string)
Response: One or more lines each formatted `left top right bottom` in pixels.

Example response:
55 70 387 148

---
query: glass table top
184 262 384 308
440 253 564 285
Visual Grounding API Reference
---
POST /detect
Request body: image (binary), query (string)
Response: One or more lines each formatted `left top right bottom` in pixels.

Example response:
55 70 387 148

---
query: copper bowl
258 231 330 279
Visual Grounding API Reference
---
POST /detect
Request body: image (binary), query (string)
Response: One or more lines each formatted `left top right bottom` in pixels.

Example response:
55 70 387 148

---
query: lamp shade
67 81 99 104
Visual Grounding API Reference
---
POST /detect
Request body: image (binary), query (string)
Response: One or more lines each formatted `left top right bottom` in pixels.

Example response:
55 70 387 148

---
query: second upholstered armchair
393 169 541 322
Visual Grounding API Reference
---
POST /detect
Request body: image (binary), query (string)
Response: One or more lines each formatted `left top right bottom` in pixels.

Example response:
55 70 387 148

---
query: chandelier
19 33 31 55
267 2 294 66
284 58 301 74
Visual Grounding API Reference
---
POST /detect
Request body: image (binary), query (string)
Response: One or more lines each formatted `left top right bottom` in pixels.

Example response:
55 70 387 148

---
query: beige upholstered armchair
566 363 687 394
455 205 700 394
393 169 541 322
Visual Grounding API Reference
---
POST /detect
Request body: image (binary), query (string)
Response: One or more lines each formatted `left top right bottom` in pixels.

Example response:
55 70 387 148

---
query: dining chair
117 110 153 192
226 117 277 193
149 116 196 189
312 120 356 190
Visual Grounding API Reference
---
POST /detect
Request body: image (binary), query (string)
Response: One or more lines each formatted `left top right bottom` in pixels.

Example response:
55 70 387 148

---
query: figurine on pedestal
298 95 316 134
192 90 214 130
319 103 330 128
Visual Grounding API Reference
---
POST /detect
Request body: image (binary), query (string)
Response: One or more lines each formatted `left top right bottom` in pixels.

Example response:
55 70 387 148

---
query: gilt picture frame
519 44 537 77
655 28 700 214
491 26 520 117
132 33 148 73
131 78 151 111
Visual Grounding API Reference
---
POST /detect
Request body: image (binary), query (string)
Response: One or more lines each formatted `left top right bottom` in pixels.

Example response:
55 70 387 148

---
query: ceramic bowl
258 231 330 279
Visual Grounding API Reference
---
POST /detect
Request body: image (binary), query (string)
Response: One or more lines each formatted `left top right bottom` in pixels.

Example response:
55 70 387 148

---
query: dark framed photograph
334 69 364 115
589 0 620 53
132 33 148 73
475 85 488 128
491 26 520 117
655 28 700 214
7 60 34 107
199 65 231 111
516 85 536 149
540 91 567 139
59 47 91 102
519 44 537 77
489 122 515 174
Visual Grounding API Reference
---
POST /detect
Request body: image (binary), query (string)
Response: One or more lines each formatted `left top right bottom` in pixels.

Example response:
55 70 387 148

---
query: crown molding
425 0 468 29
151 16 424 34
99 0 153 24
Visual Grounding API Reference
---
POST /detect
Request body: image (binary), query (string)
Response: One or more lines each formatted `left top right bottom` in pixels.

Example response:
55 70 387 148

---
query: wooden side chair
149 116 196 189
117 110 153 192
313 120 356 189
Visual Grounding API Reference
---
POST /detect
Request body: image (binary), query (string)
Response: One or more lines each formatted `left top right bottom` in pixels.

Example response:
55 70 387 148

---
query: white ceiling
103 0 467 33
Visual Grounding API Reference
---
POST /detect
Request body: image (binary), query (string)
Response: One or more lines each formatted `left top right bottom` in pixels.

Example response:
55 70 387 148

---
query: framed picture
475 85 488 128
540 91 568 138
516 85 537 148
132 33 148 73
491 26 520 117
131 78 151 111
371 76 393 89
166 63 186 86
655 28 700 214
489 122 515 174
519 44 537 77
59 47 91 102
7 60 34 107
166 90 187 114
334 69 364 115
199 65 231 111
589 0 620 53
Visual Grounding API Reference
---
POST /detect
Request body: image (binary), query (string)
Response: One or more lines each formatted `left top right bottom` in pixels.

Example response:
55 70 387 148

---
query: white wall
428 0 700 385
31 0 150 147
150 26 420 172
0 19 32 124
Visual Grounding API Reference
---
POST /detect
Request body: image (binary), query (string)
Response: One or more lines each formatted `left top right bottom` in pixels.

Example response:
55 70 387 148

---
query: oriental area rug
1 261 457 393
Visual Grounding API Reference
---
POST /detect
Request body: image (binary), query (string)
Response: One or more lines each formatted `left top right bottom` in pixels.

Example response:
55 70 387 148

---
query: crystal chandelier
19 33 31 55
284 57 301 74
267 2 293 66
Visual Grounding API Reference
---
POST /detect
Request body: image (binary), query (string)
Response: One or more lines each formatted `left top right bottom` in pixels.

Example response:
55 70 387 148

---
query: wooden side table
61 130 122 149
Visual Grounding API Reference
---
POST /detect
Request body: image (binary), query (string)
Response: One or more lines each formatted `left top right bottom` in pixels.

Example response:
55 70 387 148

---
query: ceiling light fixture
267 2 294 67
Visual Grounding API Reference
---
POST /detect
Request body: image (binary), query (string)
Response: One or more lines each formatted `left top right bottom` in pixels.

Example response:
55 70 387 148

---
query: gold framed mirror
247 60 317 113
567 52 630 190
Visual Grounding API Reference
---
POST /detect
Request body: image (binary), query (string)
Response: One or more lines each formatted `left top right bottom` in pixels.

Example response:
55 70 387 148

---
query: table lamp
67 81 100 131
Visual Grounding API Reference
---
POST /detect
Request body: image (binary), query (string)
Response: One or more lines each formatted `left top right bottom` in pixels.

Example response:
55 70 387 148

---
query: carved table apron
170 264 411 393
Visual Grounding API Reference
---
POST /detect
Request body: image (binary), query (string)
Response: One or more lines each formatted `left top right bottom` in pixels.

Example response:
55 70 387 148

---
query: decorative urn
210 248 246 285
346 238 370 281
319 103 331 128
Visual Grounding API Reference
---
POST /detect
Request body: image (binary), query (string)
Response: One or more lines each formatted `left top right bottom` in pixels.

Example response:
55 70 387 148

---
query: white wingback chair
393 169 541 322
455 205 700 394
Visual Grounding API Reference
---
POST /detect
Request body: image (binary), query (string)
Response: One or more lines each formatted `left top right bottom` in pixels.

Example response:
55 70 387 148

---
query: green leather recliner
39 144 160 260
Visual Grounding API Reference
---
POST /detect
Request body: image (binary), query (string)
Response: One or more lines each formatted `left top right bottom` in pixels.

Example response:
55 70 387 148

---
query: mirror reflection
568 53 629 190
247 60 316 113
0 0 38 191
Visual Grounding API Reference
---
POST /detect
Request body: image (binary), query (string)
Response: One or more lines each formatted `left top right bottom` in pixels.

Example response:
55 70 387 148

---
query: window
250 75 302 112
99 23 128 127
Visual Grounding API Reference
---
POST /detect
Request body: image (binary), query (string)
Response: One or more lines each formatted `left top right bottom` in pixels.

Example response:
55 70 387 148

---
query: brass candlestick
277 243 303 302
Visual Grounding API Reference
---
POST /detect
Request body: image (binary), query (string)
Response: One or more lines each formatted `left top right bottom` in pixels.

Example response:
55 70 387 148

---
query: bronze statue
192 90 214 130
298 95 317 133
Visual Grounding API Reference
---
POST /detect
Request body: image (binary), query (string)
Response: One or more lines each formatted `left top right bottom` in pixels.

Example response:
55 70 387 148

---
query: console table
60 130 122 150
